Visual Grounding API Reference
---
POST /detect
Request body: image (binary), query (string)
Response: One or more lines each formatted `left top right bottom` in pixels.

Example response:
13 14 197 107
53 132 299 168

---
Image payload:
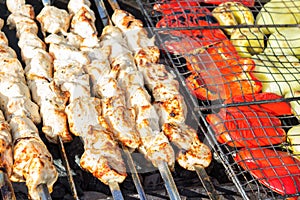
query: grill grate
135 0 300 199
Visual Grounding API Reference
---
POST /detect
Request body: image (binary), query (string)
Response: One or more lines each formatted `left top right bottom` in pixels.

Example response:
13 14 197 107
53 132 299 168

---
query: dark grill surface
1 0 300 199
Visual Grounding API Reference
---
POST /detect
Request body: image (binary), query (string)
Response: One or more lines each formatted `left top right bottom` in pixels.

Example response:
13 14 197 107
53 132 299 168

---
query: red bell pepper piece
206 109 286 147
234 148 300 196
185 48 262 100
155 5 227 54
203 0 254 7
223 93 292 116
153 1 200 15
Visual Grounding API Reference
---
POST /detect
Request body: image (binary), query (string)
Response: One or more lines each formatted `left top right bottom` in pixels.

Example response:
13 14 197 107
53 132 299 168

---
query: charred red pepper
206 108 286 147
185 42 262 100
154 4 227 54
153 1 200 14
203 0 254 7
234 148 300 196
223 93 292 116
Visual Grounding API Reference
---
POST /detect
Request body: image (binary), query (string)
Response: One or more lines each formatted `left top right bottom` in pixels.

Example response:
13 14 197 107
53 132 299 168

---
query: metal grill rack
135 0 300 199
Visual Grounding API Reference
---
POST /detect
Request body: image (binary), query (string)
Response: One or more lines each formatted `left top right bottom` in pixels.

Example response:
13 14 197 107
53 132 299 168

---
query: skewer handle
0 170 16 200
37 184 52 200
123 147 147 200
108 181 124 200
195 166 221 200
157 161 181 200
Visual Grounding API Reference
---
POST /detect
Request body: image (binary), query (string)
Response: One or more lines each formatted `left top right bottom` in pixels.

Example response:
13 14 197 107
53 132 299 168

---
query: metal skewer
0 170 16 200
157 161 181 200
37 184 52 200
123 147 147 200
195 166 221 200
108 181 124 200
58 137 79 200
38 1 79 199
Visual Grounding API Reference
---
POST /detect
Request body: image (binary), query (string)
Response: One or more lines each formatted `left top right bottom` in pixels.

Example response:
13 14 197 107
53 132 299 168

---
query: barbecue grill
0 0 299 199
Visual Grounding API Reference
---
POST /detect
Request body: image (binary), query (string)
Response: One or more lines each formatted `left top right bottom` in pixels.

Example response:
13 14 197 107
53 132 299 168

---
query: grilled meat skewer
7 2 72 144
38 0 128 186
1 4 59 198
112 9 212 170
100 25 175 168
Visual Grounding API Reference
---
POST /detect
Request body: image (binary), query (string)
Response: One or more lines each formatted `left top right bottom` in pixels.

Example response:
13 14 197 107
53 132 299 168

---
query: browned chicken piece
48 43 90 65
154 94 187 126
6 0 25 13
24 51 53 81
0 31 8 45
80 125 127 184
6 13 38 38
36 6 71 35
70 5 97 39
162 123 212 170
28 79 71 143
65 97 102 137
97 77 140 149
0 44 17 59
18 32 47 63
68 0 91 14
0 77 41 124
9 116 58 200
53 60 91 101
0 58 26 83
45 33 84 49
112 9 160 65
0 110 13 177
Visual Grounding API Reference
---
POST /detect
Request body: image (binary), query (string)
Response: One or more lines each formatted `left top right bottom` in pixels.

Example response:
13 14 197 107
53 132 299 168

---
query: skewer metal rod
94 0 110 26
41 0 51 6
58 137 79 200
108 181 124 200
107 0 120 10
157 161 181 200
123 147 147 200
195 166 221 200
0 170 16 200
37 184 52 200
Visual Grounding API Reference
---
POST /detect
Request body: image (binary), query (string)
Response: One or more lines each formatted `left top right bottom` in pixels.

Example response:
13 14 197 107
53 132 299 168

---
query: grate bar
37 184 52 200
0 171 15 200
58 137 79 200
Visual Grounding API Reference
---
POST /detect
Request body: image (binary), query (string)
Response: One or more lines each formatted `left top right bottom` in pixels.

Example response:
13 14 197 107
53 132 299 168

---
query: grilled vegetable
224 92 292 116
256 0 300 35
285 91 300 120
154 3 227 55
185 41 262 100
287 125 300 160
206 108 286 147
234 148 300 196
266 27 300 59
212 2 254 35
230 27 264 57
252 53 300 96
